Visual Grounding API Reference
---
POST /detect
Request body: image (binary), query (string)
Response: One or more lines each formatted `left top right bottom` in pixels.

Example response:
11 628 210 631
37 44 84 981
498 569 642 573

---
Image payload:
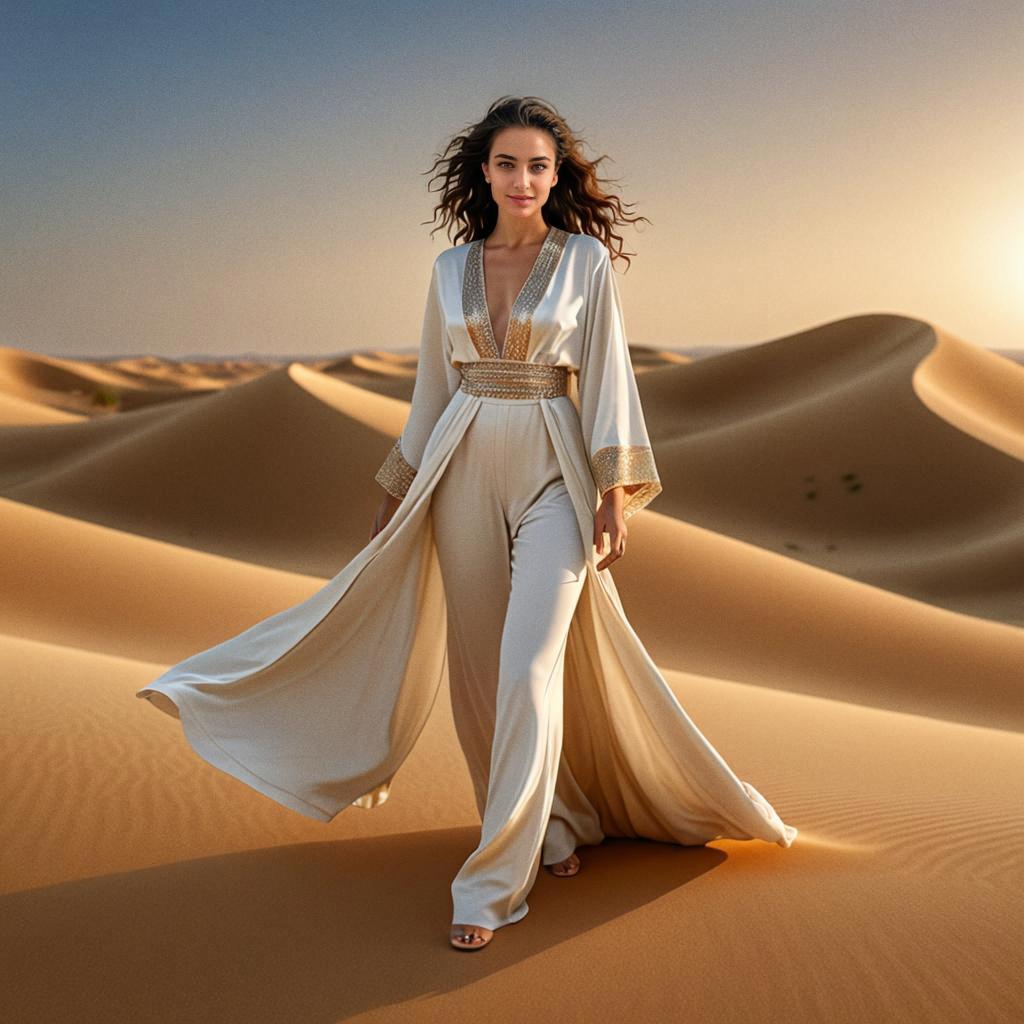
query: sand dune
0 630 479 894
616 509 1024 731
106 353 281 387
321 349 429 402
2 315 1023 1022
624 343 692 372
0 345 223 416
6 314 1021 619
3 488 1019 734
0 389 84 426
0 344 160 396
914 327 1024 461
0 364 409 573
0 495 321 664
634 314 1024 625
3 632 1022 1022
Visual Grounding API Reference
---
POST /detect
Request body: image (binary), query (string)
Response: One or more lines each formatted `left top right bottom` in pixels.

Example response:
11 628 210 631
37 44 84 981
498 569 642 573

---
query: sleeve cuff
591 444 663 520
374 439 417 500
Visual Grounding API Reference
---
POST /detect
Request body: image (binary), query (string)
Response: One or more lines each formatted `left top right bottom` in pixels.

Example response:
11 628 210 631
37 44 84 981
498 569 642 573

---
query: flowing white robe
137 226 798 851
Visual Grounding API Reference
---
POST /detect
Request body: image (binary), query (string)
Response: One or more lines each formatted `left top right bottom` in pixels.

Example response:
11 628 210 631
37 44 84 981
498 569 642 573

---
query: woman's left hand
594 486 627 571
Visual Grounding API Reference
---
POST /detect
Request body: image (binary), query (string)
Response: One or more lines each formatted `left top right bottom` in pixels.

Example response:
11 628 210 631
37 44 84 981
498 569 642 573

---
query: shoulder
568 235 611 290
442 237 477 258
570 233 611 270
433 240 474 275
570 232 605 254
425 245 464 289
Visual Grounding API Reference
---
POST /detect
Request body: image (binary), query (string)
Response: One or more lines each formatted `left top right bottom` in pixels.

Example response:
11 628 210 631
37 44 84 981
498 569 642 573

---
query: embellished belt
458 359 569 399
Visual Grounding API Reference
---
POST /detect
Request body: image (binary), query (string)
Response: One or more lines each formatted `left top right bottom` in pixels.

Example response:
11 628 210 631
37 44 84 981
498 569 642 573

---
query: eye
497 161 513 168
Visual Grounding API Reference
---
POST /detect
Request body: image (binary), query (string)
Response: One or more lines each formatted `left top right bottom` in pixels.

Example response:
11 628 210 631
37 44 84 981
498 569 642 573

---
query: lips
509 195 533 200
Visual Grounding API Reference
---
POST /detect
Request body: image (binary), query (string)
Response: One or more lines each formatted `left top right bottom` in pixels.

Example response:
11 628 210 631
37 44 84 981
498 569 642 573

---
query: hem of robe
138 687 344 821
137 387 798 851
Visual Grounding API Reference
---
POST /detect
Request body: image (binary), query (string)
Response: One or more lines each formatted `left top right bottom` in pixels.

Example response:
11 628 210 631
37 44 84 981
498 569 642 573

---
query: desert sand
1 316 1022 1022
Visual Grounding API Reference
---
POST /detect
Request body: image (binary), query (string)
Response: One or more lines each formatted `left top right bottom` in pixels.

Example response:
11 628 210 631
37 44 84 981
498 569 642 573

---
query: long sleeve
374 257 461 499
576 243 662 520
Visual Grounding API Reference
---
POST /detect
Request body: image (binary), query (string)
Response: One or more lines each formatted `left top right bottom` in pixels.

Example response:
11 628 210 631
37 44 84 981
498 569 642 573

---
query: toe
550 853 580 875
450 924 493 948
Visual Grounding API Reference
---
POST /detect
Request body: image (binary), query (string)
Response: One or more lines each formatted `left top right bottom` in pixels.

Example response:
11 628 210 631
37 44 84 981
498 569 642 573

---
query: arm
374 256 461 500
576 243 662 522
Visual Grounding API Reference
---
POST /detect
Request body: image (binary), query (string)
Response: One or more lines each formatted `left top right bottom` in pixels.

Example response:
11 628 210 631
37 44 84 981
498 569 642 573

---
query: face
481 126 559 221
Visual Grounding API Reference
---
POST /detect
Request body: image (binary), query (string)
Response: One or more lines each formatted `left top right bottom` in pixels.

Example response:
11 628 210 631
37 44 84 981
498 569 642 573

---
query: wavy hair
421 95 650 270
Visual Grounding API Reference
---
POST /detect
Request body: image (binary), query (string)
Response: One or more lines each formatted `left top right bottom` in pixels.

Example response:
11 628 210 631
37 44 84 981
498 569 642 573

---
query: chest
460 226 575 362
481 244 545 351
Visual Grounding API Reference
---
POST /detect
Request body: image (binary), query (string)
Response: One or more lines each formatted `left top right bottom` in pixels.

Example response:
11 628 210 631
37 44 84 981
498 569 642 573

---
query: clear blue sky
3 0 1022 357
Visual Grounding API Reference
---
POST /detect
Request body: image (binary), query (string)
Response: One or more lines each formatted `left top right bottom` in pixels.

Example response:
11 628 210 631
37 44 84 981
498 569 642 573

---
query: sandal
450 924 494 951
544 851 581 877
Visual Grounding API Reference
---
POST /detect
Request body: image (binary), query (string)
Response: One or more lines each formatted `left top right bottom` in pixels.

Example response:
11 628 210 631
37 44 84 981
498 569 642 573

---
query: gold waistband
458 359 569 399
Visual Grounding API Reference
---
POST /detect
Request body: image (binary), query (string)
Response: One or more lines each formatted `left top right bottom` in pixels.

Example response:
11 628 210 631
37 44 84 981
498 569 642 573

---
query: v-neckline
477 225 554 360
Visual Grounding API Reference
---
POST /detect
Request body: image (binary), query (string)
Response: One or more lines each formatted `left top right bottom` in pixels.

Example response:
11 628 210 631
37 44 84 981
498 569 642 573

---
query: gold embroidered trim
374 438 417 499
462 226 571 361
459 359 569 399
591 444 663 519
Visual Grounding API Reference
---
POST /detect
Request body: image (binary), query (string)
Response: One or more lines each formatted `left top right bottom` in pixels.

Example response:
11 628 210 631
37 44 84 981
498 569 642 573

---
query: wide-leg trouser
430 394 592 931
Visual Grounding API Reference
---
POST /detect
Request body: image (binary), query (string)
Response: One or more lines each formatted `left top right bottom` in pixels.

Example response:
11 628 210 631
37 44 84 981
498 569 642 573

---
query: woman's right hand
370 492 402 541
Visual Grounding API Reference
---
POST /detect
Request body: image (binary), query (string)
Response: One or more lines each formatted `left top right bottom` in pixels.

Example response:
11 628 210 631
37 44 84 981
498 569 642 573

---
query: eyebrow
493 153 550 161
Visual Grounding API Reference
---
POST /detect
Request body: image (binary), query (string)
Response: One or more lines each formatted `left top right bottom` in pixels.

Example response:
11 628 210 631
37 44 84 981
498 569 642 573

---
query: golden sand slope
0 345 227 415
4 315 1022 620
0 389 84 426
0 365 409 573
318 348 427 403
914 327 1024 461
2 316 1023 1022
2 633 1021 1022
634 315 1024 625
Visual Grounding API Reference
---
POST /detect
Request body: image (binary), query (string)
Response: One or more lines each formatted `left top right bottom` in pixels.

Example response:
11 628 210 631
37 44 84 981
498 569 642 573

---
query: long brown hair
421 95 650 269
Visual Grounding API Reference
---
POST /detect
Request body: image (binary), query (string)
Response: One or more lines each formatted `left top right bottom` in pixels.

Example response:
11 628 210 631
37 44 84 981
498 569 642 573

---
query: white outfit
432 394 598 928
137 226 798 932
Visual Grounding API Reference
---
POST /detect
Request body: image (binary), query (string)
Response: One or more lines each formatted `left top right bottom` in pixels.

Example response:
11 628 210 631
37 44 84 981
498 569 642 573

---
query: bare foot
450 923 494 951
545 851 581 876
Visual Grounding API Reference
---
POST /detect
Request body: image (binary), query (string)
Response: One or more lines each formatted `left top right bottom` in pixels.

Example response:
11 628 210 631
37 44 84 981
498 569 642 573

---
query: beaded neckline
462 226 571 362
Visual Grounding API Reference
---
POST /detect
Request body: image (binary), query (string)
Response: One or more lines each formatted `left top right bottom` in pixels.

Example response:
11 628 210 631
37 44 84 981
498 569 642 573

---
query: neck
486 216 550 249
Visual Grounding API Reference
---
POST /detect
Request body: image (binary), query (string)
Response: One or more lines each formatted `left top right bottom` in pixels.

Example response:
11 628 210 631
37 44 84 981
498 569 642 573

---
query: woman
137 96 797 954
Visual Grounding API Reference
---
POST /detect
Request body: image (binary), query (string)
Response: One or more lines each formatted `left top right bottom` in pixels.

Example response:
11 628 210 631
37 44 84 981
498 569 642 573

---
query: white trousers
430 394 595 931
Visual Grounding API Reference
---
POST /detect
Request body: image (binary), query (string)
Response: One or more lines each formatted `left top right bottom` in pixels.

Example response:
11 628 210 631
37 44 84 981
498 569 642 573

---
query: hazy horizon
25 340 1024 369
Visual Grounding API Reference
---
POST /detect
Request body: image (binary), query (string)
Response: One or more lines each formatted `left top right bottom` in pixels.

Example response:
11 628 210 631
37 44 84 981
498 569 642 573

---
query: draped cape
137 227 798 851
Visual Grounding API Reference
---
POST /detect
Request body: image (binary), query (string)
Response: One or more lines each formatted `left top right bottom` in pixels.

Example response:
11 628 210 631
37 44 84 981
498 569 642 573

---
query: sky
3 0 1022 358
